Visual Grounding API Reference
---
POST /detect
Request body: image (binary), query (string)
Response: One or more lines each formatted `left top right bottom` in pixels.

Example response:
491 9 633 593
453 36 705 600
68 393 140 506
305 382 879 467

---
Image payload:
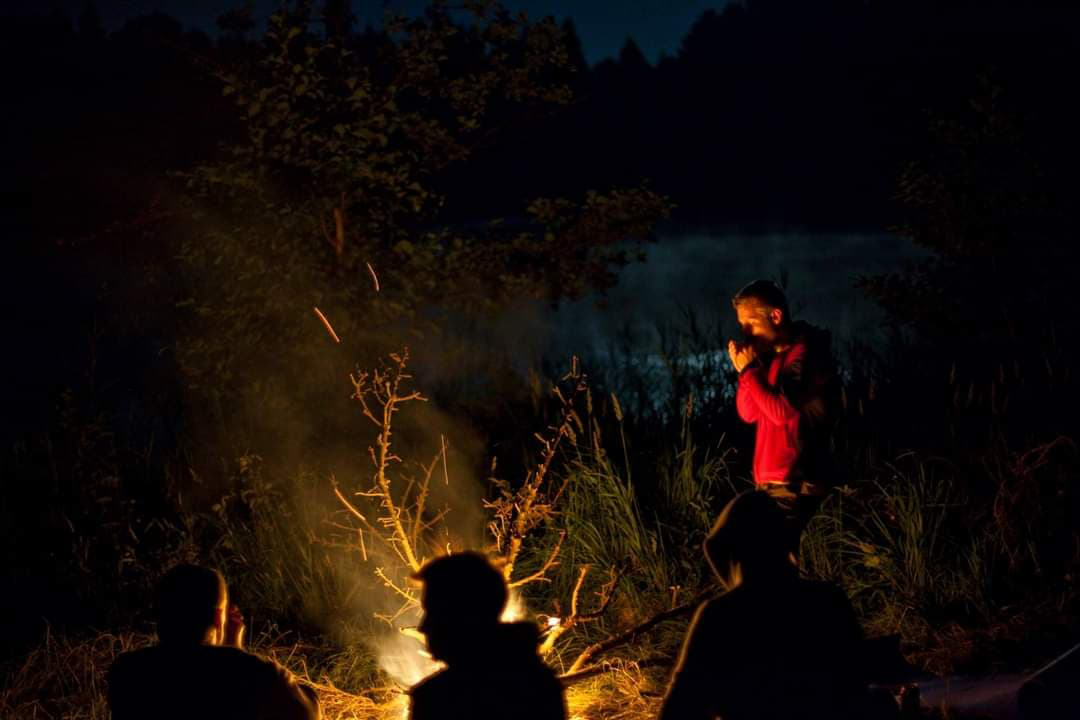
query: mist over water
546 230 926 365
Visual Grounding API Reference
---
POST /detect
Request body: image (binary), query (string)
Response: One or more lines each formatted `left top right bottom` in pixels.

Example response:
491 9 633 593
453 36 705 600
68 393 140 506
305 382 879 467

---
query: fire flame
501 589 528 622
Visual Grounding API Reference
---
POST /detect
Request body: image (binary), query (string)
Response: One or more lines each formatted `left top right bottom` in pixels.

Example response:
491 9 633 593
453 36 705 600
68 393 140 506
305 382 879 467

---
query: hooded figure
409 552 566 720
658 491 868 720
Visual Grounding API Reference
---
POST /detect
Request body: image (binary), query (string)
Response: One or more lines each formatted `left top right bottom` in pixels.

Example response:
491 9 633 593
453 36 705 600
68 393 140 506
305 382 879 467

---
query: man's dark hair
155 564 226 644
732 280 790 320
414 552 507 623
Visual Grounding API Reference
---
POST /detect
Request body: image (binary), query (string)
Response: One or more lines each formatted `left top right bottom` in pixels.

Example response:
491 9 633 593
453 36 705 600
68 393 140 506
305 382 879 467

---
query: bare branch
332 478 368 524
500 357 587 579
565 586 718 675
559 656 674 687
508 531 565 588
569 565 590 618
576 567 619 622
375 566 419 609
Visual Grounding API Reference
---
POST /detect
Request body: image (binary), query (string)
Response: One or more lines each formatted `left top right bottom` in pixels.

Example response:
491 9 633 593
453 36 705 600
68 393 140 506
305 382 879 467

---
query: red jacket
736 323 835 487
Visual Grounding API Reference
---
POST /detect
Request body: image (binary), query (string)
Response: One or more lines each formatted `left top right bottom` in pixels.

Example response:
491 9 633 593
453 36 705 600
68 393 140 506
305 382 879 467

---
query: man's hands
225 604 246 648
727 340 757 374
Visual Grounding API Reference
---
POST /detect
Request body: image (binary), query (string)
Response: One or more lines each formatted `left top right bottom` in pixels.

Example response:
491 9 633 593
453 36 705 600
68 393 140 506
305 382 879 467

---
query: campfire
313 350 700 720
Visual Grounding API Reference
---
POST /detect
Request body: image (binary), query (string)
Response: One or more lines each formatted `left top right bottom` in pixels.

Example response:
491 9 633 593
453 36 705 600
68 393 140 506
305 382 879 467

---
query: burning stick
366 261 380 292
313 306 341 344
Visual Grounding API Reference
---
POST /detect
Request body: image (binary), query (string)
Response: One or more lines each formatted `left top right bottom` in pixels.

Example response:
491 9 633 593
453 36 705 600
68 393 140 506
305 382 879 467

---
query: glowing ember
312 306 341 343
546 616 561 628
366 261 380 292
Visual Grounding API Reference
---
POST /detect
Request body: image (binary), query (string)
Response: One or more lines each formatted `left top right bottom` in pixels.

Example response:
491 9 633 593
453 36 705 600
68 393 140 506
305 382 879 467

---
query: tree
858 77 1080 446
176 0 670 455
861 78 1070 351
559 18 588 78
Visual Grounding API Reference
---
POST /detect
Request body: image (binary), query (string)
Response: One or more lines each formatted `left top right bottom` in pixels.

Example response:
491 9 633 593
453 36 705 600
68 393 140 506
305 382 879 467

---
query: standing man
727 279 839 555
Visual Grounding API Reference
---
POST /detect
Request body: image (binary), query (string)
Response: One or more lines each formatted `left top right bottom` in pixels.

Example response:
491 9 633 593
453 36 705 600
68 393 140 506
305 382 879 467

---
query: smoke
303 395 495 686
180 209 923 689
172 211 550 689
374 633 443 688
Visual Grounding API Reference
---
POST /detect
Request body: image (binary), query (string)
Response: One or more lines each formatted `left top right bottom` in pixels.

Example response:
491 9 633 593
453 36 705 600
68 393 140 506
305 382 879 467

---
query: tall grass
517 398 736 672
5 300 1078 716
0 628 139 720
0 625 400 720
196 456 355 632
801 450 1076 675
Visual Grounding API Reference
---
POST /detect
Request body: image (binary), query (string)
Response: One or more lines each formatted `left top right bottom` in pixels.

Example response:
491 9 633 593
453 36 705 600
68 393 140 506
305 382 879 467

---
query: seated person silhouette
409 552 567 720
658 491 867 720
107 564 320 720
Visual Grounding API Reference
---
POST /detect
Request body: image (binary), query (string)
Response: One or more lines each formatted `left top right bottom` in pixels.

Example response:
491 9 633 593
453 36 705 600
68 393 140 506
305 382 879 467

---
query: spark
440 435 449 485
313 306 341 343
366 261 380 292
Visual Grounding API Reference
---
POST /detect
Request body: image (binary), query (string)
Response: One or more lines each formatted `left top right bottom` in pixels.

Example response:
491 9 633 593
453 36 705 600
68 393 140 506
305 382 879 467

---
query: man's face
418 590 458 663
735 300 782 349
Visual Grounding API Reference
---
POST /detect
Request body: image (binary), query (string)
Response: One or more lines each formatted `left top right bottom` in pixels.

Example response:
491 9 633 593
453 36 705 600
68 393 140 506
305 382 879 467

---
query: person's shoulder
108 645 159 682
410 667 451 701
694 591 743 627
107 646 163 716
796 577 841 596
409 666 460 718
110 644 159 665
523 652 563 690
792 322 834 356
797 579 857 616
110 644 184 677
799 577 848 596
210 645 291 680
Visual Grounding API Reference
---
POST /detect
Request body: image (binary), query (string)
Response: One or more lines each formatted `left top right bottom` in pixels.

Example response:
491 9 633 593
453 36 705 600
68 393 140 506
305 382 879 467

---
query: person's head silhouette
155 564 228 646
704 491 795 588
414 552 507 664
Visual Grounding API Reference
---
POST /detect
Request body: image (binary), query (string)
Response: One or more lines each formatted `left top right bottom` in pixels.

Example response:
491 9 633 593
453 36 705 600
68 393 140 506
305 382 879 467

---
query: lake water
544 230 926 364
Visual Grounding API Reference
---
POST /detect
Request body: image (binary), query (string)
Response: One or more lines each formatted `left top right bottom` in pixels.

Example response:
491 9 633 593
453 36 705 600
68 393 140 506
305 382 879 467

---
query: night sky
16 0 732 64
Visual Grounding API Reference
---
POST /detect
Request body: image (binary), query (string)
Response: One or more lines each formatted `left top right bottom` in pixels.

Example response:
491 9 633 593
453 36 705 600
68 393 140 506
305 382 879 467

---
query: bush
802 449 1079 675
